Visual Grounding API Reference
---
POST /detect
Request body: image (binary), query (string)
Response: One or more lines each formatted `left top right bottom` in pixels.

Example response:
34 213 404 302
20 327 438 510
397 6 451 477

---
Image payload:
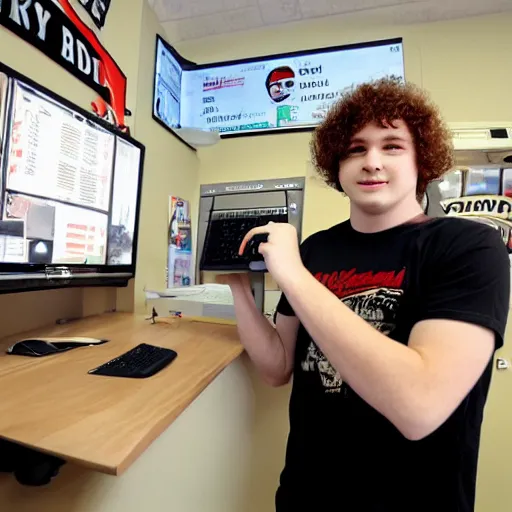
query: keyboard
88 343 178 379
201 208 287 271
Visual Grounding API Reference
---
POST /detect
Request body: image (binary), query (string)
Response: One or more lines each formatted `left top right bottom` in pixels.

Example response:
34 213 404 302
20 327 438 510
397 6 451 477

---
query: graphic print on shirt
302 268 406 393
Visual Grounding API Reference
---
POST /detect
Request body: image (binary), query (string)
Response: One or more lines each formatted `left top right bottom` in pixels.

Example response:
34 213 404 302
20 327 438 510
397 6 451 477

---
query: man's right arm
221 274 299 387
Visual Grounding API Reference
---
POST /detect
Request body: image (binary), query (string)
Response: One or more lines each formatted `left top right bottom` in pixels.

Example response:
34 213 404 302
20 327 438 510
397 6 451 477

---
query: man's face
269 78 294 102
338 120 418 215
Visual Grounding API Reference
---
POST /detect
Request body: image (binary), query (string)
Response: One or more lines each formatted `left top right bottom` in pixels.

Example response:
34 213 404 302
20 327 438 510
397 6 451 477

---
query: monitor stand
249 272 265 314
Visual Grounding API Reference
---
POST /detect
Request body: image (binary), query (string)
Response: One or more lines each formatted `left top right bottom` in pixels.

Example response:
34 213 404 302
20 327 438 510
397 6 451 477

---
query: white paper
144 284 234 304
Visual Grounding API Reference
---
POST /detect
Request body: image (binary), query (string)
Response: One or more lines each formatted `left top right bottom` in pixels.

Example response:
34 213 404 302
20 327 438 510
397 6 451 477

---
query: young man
219 78 510 511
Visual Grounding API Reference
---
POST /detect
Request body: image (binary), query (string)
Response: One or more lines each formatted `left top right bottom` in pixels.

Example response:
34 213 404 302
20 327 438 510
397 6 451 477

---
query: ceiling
148 0 512 42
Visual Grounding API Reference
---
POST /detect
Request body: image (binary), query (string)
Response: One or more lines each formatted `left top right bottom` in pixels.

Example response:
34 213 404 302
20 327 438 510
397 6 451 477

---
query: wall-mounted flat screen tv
153 36 404 139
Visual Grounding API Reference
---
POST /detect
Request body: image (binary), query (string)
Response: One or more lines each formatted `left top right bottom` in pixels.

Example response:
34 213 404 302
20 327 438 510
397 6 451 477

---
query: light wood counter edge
116 338 243 476
0 313 244 476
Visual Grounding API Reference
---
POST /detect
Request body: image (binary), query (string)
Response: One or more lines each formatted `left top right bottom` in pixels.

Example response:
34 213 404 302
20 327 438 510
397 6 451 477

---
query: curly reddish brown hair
310 77 454 198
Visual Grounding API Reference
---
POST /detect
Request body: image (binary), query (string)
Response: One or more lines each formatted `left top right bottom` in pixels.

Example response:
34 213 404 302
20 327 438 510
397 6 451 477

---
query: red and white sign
0 0 128 130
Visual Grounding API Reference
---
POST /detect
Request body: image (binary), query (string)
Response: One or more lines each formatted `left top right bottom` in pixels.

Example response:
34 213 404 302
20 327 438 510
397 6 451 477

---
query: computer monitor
0 64 145 291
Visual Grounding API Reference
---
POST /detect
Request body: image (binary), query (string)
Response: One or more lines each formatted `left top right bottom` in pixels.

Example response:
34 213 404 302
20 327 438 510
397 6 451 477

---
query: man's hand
238 222 305 288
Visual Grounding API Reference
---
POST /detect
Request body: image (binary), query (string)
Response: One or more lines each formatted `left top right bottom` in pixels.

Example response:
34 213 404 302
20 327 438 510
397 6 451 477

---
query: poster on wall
0 0 127 129
167 196 193 287
78 0 112 29
425 167 512 252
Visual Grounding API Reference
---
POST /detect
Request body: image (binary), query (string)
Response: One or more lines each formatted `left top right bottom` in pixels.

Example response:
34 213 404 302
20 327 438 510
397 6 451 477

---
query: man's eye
384 144 402 151
348 146 365 154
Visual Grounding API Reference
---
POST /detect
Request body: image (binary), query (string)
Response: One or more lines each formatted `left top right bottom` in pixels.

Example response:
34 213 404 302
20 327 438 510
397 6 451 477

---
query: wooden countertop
0 313 243 476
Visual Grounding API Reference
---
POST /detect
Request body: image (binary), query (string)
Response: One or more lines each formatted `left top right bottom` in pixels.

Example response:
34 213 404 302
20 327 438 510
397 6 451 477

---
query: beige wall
129 3 200 313
177 12 512 512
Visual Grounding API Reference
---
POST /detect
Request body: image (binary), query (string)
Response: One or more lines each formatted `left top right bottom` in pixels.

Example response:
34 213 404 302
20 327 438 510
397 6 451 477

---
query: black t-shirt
275 217 510 512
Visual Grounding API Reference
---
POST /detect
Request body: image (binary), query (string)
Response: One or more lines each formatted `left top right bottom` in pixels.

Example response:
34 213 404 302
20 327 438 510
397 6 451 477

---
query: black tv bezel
152 34 197 152
0 61 146 279
152 35 405 140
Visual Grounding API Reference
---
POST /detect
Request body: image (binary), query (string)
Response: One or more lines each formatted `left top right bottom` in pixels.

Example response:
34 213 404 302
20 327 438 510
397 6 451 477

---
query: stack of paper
145 284 235 321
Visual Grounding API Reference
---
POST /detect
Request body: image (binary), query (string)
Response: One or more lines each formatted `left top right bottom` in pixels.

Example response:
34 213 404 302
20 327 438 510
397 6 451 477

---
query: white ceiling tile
329 0 423 16
296 0 334 19
153 0 190 21
431 0 512 21
155 0 512 42
382 0 512 25
172 17 219 40
223 0 258 10
156 0 233 21
188 0 228 18
258 0 303 24
173 6 264 41
220 5 265 32
297 0 426 19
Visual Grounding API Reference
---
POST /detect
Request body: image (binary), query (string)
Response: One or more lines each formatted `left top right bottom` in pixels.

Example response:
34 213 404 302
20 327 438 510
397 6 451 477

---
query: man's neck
349 199 424 234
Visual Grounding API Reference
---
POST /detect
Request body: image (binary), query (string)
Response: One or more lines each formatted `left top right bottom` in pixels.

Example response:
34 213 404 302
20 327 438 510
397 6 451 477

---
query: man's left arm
279 227 510 441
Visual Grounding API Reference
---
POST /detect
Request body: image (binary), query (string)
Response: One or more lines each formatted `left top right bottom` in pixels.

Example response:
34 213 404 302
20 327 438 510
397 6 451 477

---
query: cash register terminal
197 177 305 312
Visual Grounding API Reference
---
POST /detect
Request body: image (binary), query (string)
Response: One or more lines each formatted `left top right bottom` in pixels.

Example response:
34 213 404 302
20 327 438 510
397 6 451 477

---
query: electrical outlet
496 358 510 370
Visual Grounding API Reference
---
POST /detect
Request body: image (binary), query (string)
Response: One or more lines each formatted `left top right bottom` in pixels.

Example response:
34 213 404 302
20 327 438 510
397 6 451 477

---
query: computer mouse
7 340 60 357
243 233 269 272
7 338 109 357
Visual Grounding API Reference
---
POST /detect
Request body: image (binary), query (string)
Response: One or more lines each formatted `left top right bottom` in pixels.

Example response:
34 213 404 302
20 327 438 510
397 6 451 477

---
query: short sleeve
417 222 510 349
275 235 314 317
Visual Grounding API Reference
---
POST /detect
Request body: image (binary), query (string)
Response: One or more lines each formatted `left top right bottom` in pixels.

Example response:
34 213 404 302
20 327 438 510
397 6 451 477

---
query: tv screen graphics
0 74 144 277
153 36 183 131
181 39 404 135
108 137 141 265
152 37 404 139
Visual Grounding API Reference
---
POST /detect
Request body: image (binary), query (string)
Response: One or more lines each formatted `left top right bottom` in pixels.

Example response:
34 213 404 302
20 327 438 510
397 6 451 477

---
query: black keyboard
88 343 178 379
201 211 287 270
